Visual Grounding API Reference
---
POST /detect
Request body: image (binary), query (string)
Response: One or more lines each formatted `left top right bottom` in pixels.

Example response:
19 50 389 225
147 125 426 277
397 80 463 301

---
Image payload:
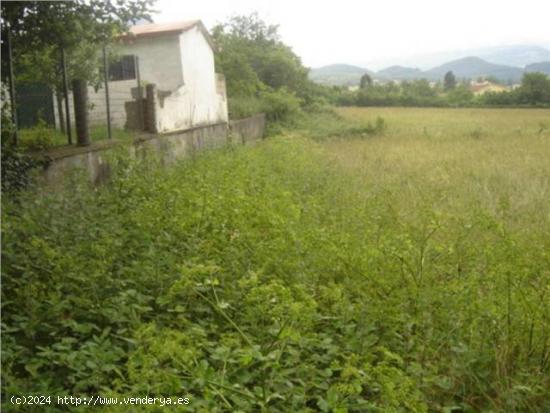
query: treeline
212 15 550 117
330 72 550 108
480 72 550 106
212 14 329 124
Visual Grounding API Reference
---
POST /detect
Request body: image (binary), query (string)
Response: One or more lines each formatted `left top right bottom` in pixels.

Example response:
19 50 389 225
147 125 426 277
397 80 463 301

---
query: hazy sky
154 0 550 69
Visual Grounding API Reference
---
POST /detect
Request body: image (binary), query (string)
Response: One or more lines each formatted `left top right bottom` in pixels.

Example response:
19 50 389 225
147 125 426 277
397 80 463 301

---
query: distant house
469 80 509 95
54 20 228 134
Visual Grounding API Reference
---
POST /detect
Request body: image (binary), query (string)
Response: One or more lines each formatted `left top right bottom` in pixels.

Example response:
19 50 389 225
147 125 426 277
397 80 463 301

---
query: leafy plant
2 107 549 412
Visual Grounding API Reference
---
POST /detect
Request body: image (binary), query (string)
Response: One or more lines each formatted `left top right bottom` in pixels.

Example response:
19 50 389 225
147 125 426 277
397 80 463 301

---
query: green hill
376 65 423 80
310 56 547 86
525 61 550 75
424 56 524 83
478 45 550 68
309 64 373 86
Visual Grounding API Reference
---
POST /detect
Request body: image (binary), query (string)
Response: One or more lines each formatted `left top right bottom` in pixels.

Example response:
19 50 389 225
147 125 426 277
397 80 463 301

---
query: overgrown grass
19 123 137 151
228 95 266 120
2 108 549 412
289 108 386 140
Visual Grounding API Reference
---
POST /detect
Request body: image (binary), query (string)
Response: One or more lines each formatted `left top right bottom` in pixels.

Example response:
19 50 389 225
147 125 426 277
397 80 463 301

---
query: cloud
154 0 550 67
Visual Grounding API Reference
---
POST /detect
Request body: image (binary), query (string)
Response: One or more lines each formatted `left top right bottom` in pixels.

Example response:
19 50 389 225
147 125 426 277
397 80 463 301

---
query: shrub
0 143 49 193
260 87 302 123
3 109 548 412
19 118 59 151
1 142 430 411
228 95 265 120
1 93 50 193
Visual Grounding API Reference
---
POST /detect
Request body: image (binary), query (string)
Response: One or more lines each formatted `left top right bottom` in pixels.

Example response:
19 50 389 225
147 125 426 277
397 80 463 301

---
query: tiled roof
120 20 215 50
128 20 200 37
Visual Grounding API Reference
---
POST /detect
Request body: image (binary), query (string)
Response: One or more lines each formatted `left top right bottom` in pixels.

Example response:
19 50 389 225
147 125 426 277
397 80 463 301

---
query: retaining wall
39 116 265 187
229 113 266 145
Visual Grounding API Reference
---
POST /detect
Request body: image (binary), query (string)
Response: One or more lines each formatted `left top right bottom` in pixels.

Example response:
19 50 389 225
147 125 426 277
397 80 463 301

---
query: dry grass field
329 107 550 229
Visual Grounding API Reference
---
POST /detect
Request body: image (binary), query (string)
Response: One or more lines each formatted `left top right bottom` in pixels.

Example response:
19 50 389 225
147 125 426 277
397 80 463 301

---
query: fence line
12 45 229 146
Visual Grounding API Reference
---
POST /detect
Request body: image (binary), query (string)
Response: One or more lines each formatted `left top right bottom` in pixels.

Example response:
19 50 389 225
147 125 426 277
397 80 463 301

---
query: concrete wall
178 27 228 126
146 28 228 133
40 115 265 187
229 113 266 144
117 34 183 91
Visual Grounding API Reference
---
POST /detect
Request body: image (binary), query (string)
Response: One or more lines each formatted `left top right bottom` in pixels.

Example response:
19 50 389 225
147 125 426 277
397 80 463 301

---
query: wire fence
8 46 147 148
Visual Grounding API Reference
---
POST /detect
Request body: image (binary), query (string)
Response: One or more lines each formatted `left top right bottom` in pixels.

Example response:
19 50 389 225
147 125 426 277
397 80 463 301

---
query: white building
55 20 228 135
117 20 228 132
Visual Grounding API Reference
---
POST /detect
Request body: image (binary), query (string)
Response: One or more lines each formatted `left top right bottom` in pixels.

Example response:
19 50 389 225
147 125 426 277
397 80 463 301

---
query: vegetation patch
3 108 550 412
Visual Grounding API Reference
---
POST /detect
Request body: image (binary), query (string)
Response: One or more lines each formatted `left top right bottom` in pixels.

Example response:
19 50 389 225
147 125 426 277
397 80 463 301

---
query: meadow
2 107 549 412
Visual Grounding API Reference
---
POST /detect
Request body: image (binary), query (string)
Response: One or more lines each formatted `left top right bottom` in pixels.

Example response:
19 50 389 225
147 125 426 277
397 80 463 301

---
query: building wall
53 26 228 135
117 34 183 91
179 27 220 123
53 79 141 131
148 27 228 133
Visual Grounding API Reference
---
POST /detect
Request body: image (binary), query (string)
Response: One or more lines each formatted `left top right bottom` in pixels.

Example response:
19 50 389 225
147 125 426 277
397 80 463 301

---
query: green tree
518 72 550 104
448 84 474 106
212 13 326 121
1 1 155 51
444 70 456 90
1 1 155 89
212 13 309 98
1 0 156 137
360 73 373 89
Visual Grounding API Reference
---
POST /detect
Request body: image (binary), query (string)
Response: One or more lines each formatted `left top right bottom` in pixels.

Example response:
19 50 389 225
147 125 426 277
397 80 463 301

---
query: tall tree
359 73 373 89
444 70 456 90
1 1 156 50
1 0 156 139
212 13 309 98
518 72 550 104
1 0 156 87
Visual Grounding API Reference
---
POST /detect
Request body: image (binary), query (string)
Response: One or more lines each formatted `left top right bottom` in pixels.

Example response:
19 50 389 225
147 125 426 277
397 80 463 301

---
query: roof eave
118 21 217 52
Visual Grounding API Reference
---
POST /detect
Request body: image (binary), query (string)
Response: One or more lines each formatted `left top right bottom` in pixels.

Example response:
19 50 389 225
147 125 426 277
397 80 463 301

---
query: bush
1 141 49 193
3 120 548 411
1 90 49 193
19 118 60 151
227 95 266 120
260 88 302 123
1 142 428 412
288 108 387 141
447 85 474 106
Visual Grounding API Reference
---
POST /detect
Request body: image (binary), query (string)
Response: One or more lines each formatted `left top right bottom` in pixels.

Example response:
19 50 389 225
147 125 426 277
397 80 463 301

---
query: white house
55 20 228 134
116 20 228 132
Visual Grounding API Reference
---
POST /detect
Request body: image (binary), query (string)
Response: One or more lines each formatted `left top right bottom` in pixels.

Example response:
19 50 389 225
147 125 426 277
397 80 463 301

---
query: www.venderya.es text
10 395 191 407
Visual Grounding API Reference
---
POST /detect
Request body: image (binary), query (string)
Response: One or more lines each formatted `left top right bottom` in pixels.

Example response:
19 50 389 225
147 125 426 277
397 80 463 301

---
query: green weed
2 107 550 412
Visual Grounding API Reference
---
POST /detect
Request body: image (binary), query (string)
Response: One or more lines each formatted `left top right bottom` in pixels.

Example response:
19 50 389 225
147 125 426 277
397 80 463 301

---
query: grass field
2 107 549 412
330 107 550 225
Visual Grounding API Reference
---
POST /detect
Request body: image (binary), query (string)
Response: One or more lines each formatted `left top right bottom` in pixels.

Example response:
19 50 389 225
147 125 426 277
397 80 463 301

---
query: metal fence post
135 55 144 131
102 45 112 140
7 24 19 145
61 47 72 144
72 79 90 146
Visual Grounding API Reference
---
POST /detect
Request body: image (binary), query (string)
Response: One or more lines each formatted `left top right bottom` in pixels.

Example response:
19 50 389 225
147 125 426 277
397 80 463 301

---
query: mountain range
309 44 550 86
360 44 550 71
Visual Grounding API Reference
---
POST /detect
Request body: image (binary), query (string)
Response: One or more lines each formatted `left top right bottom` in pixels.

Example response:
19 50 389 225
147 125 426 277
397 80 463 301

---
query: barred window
109 55 136 81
